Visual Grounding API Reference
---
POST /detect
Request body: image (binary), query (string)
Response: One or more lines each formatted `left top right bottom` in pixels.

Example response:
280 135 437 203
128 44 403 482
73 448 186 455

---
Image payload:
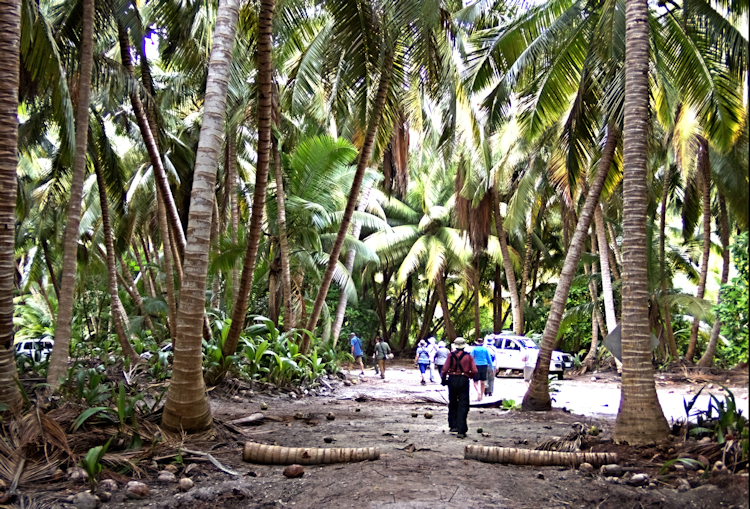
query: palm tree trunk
594 206 617 332
613 0 669 443
112 252 158 338
372 270 391 342
268 264 279 325
698 194 729 367
157 190 178 339
94 157 140 364
493 264 503 332
210 199 222 310
686 139 711 362
0 0 24 412
521 126 619 412
436 272 457 343
47 0 95 388
419 289 438 340
138 236 160 298
397 276 413 350
272 126 294 331
41 239 60 301
473 259 481 340
331 186 372 346
132 240 155 300
494 190 523 335
519 225 533 315
304 52 394 347
658 164 678 357
226 128 240 305
221 0 277 363
161 0 239 433
607 222 623 266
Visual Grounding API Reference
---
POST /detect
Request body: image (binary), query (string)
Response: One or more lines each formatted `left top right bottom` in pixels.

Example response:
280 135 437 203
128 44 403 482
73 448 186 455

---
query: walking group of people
349 332 392 379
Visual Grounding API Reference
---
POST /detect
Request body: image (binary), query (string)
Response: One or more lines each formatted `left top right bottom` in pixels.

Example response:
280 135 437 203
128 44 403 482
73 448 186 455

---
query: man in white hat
440 338 478 438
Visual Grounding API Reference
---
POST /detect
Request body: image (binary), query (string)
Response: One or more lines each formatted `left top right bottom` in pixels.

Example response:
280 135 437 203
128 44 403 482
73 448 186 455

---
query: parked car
492 333 573 379
15 339 54 362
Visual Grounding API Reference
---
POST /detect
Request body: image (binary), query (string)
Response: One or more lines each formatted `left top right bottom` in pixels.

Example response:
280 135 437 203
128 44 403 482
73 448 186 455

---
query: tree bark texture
685 139 711 362
494 190 523 335
493 264 503 332
613 0 669 443
222 0 276 361
47 0 96 388
658 164 678 357
0 0 24 412
272 127 294 331
521 127 618 412
594 205 617 332
161 0 239 433
436 272 457 342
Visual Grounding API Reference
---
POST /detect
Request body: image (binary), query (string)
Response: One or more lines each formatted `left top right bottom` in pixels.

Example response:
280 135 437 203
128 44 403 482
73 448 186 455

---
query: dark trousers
447 375 470 434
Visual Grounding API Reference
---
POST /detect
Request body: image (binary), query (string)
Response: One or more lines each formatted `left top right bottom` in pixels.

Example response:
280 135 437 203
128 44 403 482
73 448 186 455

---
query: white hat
428 337 436 344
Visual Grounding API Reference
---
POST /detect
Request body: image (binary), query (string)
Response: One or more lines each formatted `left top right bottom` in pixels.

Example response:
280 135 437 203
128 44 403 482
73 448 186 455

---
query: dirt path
36 366 749 509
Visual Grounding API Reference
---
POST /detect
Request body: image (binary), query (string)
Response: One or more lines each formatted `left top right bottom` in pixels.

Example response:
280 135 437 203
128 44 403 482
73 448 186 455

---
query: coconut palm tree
47 0 96 388
161 0 240 434
0 0 24 413
612 0 669 444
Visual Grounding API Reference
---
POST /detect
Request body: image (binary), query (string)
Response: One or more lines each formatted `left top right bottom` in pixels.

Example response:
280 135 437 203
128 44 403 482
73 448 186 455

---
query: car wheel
554 371 564 380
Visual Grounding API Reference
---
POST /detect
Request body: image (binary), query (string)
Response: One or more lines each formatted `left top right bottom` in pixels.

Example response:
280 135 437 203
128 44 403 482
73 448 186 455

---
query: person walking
434 340 448 379
427 337 438 382
349 332 365 376
440 338 478 439
374 336 391 380
414 340 431 385
470 338 492 401
484 336 498 397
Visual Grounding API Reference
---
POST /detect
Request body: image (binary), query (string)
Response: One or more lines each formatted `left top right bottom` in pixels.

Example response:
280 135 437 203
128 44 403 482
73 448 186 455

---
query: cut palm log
464 445 617 467
227 413 265 426
243 442 379 465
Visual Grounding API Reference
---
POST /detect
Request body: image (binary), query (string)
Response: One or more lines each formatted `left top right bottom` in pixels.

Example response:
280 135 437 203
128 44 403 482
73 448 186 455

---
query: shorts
418 363 430 374
354 355 363 361
475 365 488 381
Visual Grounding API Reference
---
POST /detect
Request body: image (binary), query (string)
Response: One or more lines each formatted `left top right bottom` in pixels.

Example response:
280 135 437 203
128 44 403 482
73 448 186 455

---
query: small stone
283 465 305 478
600 464 623 477
326 412 336 420
481 432 491 437
72 491 100 509
240 390 248 395
164 464 179 474
233 395 242 401
260 402 268 410
536 472 545 479
424 412 433 419
605 476 620 484
411 412 418 417
476 428 483 434
178 478 194 492
355 408 361 412
184 463 199 476
66 466 89 482
697 454 710 466
99 479 118 492
579 463 595 474
590 377 597 381
668 448 675 454
648 482 658 489
699 437 712 444
713 461 726 471
98 491 112 502
343 380 352 387
677 479 691 492
294 412 304 419
708 384 714 389
323 437 335 443
403 429 410 433
674 464 685 472
628 473 649 486
290 392 297 398
125 481 150 499
157 471 177 483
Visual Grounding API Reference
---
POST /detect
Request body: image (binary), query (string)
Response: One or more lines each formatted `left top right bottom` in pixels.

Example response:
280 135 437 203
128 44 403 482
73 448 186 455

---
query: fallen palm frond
535 423 587 453
465 445 617 466
243 442 380 464
0 408 71 487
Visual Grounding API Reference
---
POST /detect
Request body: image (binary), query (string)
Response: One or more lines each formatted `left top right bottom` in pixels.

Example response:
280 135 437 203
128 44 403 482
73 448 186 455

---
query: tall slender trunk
613 0 669 443
139 236 160 298
161 0 239 433
493 264 503 332
117 24 186 255
658 164 678 357
397 277 413 350
372 270 392 342
494 190 523 335
94 158 140 363
419 289 438 339
41 239 60 301
272 126 294 331
210 199 222 310
686 139 711 362
268 263 279 325
594 205 617 332
133 239 156 299
436 272 457 343
226 128 240 306
0 0 24 411
304 52 394 346
606 231 621 281
519 225 533 315
157 191 177 339
47 0 95 388
473 259 481 340
698 194 729 367
521 126 618 411
221 0 277 363
114 252 158 338
331 186 372 346
607 222 623 266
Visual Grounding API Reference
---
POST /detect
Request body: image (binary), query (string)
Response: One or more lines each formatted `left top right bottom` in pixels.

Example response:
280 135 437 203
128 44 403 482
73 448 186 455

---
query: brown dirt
7 367 750 509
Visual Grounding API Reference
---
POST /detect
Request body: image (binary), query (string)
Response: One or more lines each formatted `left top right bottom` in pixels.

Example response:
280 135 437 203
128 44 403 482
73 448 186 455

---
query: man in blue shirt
470 339 492 401
350 332 365 376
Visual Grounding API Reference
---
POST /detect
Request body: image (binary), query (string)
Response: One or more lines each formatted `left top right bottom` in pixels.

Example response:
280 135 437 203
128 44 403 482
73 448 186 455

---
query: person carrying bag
374 337 392 380
440 338 478 439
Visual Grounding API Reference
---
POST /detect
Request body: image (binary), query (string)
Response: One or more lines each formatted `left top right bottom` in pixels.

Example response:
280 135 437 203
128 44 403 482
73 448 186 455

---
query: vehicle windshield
522 339 539 349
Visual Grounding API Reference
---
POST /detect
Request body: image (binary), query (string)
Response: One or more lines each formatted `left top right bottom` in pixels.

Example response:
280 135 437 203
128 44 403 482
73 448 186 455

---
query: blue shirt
471 345 492 366
350 336 363 357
